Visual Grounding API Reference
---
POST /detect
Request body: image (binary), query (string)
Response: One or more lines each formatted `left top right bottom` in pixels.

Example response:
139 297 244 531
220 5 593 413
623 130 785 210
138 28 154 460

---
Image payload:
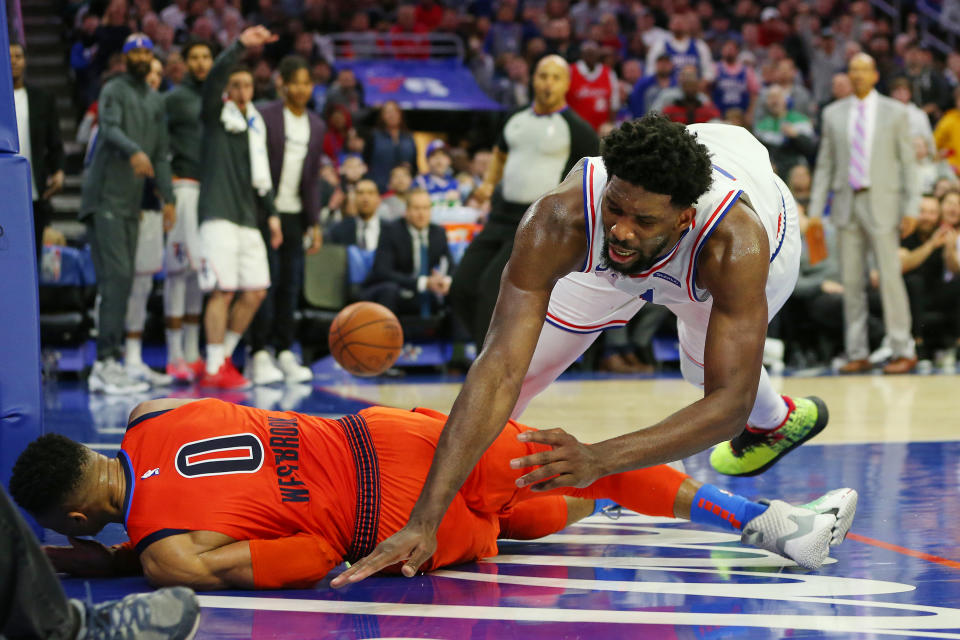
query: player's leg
228 225 271 355
497 496 601 540
198 220 247 387
125 210 173 386
164 181 204 380
247 218 283 386
513 272 645 418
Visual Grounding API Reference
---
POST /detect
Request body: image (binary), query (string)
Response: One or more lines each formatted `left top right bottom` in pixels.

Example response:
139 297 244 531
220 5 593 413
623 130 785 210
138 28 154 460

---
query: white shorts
134 210 164 275
197 219 271 292
165 179 201 273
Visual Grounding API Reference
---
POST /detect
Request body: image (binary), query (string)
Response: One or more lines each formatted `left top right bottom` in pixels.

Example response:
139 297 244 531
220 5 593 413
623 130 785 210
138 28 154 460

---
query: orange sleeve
248 533 342 589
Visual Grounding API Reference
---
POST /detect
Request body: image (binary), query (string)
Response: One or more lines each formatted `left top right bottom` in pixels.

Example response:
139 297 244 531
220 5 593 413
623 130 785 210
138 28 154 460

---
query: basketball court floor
41 363 960 639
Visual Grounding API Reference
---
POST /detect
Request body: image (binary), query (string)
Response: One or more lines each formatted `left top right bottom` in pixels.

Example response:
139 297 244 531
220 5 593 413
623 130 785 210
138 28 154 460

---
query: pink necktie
849 100 867 190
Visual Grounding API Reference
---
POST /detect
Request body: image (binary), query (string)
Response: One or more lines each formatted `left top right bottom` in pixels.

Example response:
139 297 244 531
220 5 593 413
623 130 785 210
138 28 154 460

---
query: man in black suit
363 188 452 316
10 42 65 257
325 179 383 248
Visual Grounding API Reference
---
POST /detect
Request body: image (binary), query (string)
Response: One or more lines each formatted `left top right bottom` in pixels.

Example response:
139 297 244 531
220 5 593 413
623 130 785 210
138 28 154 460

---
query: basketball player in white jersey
336 114 828 584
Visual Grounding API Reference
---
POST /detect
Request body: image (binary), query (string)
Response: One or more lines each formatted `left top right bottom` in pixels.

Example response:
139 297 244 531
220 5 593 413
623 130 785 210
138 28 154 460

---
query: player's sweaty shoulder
516 164 589 254
697 200 769 290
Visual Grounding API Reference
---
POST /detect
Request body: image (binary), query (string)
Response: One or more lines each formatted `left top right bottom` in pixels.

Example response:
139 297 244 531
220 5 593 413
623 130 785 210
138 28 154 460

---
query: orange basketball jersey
119 398 357 555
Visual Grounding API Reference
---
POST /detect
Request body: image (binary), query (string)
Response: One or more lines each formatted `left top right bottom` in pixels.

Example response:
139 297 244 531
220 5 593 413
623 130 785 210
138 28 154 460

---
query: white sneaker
280 382 313 410
126 361 174 387
89 359 150 394
741 499 837 570
277 350 313 383
250 350 284 385
800 488 858 546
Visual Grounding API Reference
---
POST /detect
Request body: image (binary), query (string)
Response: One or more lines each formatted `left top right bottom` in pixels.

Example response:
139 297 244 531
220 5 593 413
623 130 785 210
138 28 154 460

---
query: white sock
224 330 242 358
183 323 201 362
125 337 143 368
166 328 184 362
747 368 790 430
206 343 226 375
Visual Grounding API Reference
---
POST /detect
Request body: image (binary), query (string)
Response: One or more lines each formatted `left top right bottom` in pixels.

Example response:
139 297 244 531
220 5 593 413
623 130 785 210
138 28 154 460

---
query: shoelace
87 592 150 639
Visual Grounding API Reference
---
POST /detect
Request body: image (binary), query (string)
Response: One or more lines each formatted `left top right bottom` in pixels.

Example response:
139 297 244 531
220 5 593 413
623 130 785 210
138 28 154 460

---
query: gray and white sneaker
800 488 858 546
73 586 200 640
89 359 150 394
277 350 313 383
126 361 175 387
741 499 837 570
250 350 284 385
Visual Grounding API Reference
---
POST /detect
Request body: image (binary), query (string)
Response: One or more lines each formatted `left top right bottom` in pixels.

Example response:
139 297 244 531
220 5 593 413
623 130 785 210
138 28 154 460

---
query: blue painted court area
42 377 960 639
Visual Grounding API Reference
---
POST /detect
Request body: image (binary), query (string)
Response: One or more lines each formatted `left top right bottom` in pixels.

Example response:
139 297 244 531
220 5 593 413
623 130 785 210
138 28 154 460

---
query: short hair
182 38 213 60
278 55 309 83
406 187 431 203
227 63 253 81
9 434 89 514
600 114 713 209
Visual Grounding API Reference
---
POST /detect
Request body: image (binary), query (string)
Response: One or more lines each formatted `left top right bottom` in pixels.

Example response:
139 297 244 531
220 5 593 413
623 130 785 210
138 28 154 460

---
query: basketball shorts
134 209 164 275
197 219 271 292
165 179 201 273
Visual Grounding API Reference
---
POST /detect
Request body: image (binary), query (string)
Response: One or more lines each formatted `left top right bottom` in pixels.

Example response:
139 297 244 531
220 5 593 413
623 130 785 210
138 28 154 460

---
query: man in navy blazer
363 188 453 316
249 55 327 385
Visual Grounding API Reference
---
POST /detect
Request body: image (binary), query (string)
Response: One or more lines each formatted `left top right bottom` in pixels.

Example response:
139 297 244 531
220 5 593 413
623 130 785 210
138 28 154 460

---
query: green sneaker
710 396 829 476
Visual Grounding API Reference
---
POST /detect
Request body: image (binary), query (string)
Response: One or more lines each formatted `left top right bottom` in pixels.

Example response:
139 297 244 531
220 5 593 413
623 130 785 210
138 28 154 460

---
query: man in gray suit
809 53 919 374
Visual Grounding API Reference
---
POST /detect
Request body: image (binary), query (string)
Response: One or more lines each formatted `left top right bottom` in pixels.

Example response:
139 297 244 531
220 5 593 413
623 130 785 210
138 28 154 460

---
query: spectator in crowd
934 86 960 177
756 59 816 124
543 17 579 61
364 101 418 193
362 188 453 317
566 40 620 132
326 68 366 121
712 39 760 124
252 58 277 101
484 0 524 58
389 4 430 60
81 34 175 395
416 0 445 31
915 137 954 195
934 176 960 200
249 55 325 386
0 486 200 640
569 0 615 39
163 38 213 383
382 164 414 221
901 44 952 124
326 178 383 248
415 140 461 207
196 26 282 390
450 55 598 347
900 194 960 363
821 72 853 113
789 163 812 209
493 55 531 109
92 1 133 88
123 57 175 388
160 0 189 33
310 58 332 114
69 12 102 114
323 103 352 166
645 12 715 85
655 65 722 125
10 42 65 257
809 53 919 375
164 50 187 86
628 53 675 118
808 29 846 107
890 77 936 153
754 84 817 178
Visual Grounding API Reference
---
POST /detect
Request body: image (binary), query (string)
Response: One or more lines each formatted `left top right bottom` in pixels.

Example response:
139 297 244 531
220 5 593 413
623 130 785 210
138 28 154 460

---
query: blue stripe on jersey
689 190 743 302
119 449 135 527
580 159 592 272
712 164 736 181
770 188 788 263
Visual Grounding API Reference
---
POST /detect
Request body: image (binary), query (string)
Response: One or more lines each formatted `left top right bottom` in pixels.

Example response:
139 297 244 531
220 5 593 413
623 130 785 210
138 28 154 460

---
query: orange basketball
328 302 404 377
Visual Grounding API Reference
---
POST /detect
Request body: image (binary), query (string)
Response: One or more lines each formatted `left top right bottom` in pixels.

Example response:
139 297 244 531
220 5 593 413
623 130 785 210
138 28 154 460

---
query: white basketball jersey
578 123 789 306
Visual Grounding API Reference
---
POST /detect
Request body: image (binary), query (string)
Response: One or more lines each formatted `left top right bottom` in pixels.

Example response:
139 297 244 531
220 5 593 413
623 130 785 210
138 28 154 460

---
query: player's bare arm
513 202 770 490
331 167 589 587
140 530 254 590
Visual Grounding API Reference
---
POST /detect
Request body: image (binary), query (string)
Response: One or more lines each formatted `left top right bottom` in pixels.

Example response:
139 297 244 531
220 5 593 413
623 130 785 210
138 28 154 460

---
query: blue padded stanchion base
0 0 19 154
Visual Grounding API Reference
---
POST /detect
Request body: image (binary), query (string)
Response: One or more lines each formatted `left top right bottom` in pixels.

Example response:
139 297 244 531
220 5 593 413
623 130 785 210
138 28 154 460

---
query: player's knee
245 289 268 305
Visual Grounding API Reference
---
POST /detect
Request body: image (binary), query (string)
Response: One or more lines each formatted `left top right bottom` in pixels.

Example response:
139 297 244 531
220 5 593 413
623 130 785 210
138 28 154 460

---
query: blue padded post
0 1 18 153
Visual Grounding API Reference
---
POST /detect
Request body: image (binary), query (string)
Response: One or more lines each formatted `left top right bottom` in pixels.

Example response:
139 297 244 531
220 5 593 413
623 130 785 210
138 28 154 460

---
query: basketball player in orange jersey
10 397 855 590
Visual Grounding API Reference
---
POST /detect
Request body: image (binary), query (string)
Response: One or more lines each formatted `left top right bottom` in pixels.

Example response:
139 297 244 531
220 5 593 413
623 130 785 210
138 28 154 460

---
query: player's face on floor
599 177 687 274
37 507 104 538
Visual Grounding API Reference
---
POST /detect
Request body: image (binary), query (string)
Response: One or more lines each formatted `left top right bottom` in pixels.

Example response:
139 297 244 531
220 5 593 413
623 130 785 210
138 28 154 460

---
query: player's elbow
711 391 755 440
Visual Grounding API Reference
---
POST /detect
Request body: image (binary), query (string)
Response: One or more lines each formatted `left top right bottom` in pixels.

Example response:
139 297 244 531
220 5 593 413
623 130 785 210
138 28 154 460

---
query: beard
600 234 671 276
128 60 151 80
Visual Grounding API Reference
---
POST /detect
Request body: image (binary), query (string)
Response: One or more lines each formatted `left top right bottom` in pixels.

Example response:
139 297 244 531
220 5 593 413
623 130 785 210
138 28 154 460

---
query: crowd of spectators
28 0 960 381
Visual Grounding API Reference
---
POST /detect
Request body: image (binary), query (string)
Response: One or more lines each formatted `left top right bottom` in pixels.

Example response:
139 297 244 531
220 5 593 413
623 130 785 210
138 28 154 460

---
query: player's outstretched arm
331 172 588 588
513 203 771 489
44 537 141 577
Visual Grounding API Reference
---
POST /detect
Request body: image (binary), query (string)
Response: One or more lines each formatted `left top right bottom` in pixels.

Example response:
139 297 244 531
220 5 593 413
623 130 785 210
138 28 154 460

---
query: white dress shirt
357 215 380 250
847 89 879 188
13 88 38 200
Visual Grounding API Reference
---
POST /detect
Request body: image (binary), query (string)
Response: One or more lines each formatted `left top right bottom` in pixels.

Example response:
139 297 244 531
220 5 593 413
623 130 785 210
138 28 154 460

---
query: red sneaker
187 359 206 379
199 361 252 390
166 358 195 383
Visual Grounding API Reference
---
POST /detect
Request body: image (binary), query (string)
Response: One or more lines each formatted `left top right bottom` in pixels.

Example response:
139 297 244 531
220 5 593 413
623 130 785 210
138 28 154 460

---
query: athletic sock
206 343 225 375
166 328 184 362
183 323 201 362
747 395 794 432
125 337 142 368
689 484 768 532
224 330 242 358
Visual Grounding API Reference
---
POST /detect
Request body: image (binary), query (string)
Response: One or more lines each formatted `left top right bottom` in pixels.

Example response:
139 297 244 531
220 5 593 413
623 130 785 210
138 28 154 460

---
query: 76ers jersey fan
545 123 798 336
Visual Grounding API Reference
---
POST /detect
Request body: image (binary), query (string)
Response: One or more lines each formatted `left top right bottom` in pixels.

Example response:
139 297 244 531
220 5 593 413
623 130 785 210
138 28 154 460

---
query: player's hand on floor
511 428 603 491
330 524 437 588
44 537 118 577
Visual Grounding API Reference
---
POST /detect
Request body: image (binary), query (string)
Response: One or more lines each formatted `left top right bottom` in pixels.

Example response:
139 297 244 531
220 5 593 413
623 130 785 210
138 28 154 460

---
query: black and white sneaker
74 586 200 640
